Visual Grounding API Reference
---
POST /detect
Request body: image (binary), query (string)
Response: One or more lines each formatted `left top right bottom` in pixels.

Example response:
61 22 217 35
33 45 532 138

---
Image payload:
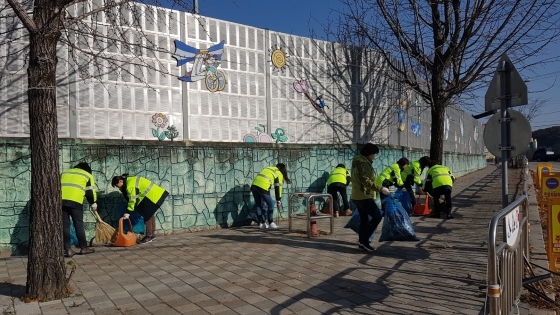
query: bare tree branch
5 0 36 32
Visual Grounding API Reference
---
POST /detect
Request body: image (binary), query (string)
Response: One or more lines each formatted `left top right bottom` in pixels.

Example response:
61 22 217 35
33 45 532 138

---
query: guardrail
487 155 529 315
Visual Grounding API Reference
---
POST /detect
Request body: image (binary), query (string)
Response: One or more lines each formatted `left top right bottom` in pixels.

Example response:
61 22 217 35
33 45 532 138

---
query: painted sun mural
269 45 290 73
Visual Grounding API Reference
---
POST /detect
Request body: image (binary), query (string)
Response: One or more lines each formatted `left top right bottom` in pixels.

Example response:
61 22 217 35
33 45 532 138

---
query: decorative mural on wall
151 113 179 141
410 93 421 136
293 79 327 114
410 118 421 136
243 124 289 143
269 45 290 73
396 99 407 131
172 40 227 93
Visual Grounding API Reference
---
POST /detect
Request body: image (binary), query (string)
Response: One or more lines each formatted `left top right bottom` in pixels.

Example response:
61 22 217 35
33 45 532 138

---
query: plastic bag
379 196 419 242
343 209 374 243
394 189 413 216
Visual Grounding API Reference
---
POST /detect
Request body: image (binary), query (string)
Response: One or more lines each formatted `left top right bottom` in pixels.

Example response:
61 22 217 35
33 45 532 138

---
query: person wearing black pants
326 164 352 217
61 162 97 258
423 161 455 219
401 156 430 207
350 143 390 252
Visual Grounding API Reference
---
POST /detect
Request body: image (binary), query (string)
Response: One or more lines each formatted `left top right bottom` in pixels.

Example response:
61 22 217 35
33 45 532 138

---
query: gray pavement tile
2 166 550 315
233 304 262 314
145 303 181 314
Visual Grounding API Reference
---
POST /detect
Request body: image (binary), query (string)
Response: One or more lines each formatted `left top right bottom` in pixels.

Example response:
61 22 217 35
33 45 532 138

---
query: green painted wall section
0 138 486 255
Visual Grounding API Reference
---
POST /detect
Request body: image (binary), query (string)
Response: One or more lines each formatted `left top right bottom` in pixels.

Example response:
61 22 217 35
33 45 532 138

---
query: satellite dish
483 109 531 158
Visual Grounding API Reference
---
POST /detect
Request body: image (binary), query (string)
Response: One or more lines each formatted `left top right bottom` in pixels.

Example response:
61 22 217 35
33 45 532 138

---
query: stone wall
0 138 487 255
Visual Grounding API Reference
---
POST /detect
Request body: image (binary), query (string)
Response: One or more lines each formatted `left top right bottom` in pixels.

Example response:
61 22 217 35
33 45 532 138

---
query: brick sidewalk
0 165 537 315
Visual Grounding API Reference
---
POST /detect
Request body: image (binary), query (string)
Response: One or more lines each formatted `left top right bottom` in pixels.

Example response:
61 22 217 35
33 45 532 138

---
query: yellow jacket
61 167 97 209
124 176 167 212
375 163 404 187
252 166 285 200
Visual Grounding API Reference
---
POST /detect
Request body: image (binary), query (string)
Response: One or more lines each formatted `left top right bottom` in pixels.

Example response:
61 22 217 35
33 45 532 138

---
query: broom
92 210 117 244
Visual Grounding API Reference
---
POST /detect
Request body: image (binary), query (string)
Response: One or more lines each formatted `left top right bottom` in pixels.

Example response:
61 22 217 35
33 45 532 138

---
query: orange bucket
113 218 137 247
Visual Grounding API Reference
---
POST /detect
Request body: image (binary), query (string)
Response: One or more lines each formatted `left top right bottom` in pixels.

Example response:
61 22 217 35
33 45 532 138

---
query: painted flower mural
151 113 168 141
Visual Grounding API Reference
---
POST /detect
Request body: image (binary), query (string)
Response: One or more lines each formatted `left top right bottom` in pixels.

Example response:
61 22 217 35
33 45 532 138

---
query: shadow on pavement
268 269 391 315
0 282 25 298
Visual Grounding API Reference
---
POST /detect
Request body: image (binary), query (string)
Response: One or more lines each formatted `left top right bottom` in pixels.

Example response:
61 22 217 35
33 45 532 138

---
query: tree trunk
430 104 445 164
25 11 67 299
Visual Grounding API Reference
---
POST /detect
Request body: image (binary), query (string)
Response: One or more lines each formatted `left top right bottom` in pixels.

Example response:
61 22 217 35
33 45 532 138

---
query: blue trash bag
379 195 419 242
245 210 259 224
343 210 375 243
394 189 413 216
69 220 78 246
116 205 145 234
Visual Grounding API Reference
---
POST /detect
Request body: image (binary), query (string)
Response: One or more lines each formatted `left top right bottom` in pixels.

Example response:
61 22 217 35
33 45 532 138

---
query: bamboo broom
92 210 117 244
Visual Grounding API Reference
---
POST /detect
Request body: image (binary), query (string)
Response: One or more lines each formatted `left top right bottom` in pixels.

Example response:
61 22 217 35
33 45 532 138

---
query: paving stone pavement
0 164 548 315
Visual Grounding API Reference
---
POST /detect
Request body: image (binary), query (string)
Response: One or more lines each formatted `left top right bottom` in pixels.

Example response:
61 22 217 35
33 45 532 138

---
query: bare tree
280 33 395 144
2 0 191 300
517 97 546 123
333 0 560 162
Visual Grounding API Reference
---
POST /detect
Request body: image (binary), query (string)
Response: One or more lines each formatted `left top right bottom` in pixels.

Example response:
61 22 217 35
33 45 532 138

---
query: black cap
74 162 92 174
360 143 379 156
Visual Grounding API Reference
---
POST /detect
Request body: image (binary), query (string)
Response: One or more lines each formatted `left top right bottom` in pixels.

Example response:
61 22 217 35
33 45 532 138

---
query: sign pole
500 60 512 209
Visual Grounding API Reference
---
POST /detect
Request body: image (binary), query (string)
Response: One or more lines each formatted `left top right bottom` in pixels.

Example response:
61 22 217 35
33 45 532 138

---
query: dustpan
113 217 137 247
413 194 431 216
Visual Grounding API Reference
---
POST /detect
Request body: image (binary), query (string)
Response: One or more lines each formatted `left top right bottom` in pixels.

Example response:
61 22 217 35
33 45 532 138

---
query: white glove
91 203 97 211
381 187 390 195
123 213 130 219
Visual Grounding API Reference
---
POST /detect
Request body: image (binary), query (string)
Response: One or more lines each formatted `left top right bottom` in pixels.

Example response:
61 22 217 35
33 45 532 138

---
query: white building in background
0 0 485 155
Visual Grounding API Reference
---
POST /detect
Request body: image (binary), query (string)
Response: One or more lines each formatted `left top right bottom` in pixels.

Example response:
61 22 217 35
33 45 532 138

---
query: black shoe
139 235 155 244
79 247 95 255
446 214 454 219
358 243 365 250
359 242 375 252
65 249 75 258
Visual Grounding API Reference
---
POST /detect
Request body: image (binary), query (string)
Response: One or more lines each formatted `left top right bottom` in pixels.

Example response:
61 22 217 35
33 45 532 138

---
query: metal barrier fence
288 193 334 238
487 156 529 314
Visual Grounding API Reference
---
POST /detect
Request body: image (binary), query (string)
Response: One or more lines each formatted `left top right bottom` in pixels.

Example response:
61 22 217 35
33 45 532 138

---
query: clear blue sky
196 0 560 133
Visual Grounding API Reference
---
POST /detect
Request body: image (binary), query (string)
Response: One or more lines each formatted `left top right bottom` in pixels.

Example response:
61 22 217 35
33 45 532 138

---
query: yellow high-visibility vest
61 168 97 205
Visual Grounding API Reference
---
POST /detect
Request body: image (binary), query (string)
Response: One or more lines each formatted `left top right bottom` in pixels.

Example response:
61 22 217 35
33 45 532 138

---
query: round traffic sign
546 178 559 190
483 109 531 158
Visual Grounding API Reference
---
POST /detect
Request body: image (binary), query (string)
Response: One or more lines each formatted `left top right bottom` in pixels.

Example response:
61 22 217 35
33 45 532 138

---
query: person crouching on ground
423 161 455 219
111 174 169 244
251 163 290 230
375 157 409 206
351 143 390 252
61 162 97 258
326 163 352 217
401 156 430 207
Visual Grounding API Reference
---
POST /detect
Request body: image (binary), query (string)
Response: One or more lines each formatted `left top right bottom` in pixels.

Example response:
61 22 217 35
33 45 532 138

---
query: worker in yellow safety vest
401 156 430 207
112 174 169 244
251 163 290 230
326 164 352 217
61 162 97 258
423 161 455 219
375 157 409 202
